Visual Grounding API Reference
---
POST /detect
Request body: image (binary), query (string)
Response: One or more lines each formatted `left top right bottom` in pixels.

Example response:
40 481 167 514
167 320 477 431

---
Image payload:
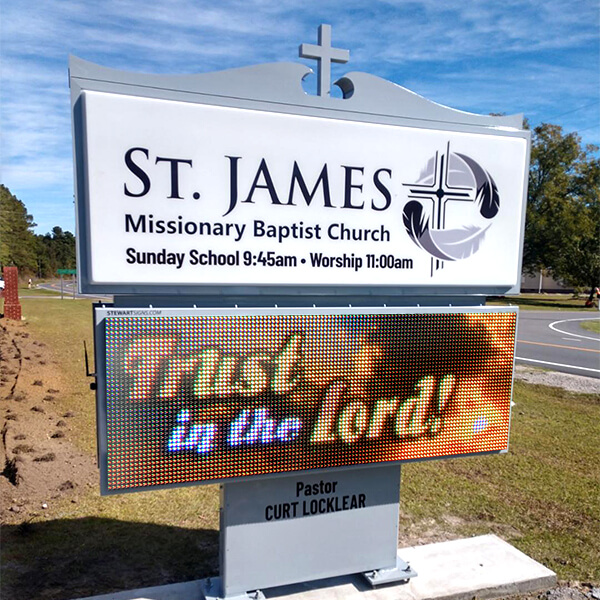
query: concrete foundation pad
75 534 556 600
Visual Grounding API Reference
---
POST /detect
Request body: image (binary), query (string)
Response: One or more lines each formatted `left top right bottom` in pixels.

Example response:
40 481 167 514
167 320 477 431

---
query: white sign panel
78 90 528 291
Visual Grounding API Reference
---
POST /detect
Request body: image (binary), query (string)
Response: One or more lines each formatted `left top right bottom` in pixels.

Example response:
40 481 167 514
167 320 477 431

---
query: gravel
514 365 600 394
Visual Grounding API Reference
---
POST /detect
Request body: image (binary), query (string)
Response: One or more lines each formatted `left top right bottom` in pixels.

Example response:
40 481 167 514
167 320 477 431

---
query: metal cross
299 24 349 97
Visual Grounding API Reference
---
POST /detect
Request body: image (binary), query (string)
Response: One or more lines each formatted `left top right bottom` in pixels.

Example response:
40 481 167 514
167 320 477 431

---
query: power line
574 123 600 133
542 100 600 122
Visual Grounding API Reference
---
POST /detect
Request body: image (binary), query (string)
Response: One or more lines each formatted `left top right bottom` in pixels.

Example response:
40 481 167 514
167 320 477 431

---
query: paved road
36 281 111 301
516 310 600 379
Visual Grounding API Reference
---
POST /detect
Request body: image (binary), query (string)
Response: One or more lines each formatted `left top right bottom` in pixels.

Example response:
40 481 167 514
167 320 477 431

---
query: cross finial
299 24 349 97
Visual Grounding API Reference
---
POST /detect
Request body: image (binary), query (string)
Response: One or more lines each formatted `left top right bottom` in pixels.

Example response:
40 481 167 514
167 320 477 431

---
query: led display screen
95 307 517 494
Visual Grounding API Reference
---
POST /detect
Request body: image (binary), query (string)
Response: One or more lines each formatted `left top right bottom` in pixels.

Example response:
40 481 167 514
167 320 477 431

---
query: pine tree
0 185 38 274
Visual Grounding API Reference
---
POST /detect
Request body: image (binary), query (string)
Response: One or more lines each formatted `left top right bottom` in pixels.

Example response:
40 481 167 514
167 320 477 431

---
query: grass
1 298 599 599
487 293 597 311
401 382 600 581
17 287 63 297
580 320 600 334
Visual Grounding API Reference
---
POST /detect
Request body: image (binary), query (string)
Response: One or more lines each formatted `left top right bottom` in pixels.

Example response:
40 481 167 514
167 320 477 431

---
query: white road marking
548 318 600 343
516 356 600 374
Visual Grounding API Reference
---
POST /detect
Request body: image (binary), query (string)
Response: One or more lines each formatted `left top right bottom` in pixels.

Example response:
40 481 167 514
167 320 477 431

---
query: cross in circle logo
402 143 500 276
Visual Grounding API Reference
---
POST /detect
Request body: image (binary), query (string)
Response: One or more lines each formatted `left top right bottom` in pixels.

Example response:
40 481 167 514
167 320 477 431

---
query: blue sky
1 0 598 235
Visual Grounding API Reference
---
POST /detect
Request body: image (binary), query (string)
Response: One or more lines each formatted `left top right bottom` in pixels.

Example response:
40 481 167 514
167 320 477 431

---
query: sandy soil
514 365 600 394
0 319 96 525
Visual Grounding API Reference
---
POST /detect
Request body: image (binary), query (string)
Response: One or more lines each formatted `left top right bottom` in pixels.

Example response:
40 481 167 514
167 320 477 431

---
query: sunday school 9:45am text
125 248 414 271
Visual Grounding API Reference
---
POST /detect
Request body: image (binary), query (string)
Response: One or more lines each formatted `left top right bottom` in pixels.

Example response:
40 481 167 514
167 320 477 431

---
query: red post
3 266 22 320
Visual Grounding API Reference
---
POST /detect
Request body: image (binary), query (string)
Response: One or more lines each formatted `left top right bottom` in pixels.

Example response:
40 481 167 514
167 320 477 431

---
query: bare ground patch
515 366 600 394
0 320 96 525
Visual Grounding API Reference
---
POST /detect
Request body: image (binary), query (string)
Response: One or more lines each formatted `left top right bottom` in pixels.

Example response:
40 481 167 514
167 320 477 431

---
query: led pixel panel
95 307 517 494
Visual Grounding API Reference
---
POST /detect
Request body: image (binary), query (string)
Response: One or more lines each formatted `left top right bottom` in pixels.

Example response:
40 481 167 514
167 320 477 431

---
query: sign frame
74 34 528 596
71 56 530 298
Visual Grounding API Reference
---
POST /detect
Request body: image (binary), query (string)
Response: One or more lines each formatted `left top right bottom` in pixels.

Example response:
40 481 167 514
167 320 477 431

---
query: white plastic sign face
78 91 528 290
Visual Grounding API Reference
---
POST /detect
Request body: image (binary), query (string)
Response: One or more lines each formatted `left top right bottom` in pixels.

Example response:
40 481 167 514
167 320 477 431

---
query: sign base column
217 465 405 599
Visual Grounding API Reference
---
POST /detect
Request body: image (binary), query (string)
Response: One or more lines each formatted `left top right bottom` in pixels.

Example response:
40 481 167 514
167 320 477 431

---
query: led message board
95 307 517 494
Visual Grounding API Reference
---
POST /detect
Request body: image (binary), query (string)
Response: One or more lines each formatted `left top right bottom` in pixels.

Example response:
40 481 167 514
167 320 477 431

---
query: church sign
70 28 529 297
72 25 529 596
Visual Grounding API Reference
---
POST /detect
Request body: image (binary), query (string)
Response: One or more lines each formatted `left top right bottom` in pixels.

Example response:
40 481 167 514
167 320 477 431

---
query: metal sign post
57 268 77 300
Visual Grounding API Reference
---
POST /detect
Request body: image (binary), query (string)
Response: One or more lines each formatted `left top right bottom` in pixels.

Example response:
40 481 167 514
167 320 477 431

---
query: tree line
523 124 599 295
0 123 598 290
0 184 76 278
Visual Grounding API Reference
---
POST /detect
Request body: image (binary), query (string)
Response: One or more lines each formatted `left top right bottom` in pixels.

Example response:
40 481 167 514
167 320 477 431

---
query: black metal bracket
83 340 97 390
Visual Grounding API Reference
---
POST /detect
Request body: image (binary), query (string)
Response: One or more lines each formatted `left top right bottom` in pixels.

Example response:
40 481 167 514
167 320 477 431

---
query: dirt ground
0 319 96 526
1 316 598 600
